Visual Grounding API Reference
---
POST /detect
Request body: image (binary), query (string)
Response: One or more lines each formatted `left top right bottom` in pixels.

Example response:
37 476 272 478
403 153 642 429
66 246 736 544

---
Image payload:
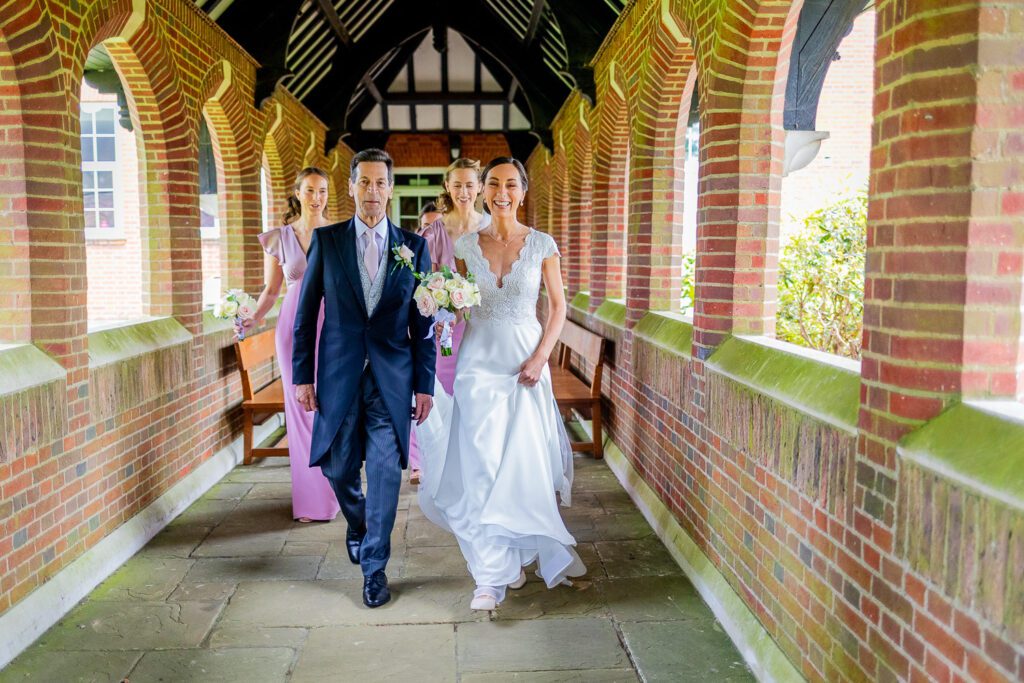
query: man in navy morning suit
292 148 435 608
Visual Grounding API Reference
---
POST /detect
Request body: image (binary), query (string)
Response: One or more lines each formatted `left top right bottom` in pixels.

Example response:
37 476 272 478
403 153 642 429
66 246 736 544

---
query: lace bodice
455 229 560 323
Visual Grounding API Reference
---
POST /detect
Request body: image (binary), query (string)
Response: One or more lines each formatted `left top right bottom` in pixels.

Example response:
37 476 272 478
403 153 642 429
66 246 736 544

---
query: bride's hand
518 354 546 387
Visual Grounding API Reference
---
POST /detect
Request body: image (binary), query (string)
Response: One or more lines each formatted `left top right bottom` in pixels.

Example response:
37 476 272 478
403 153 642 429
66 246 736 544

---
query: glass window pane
83 172 94 190
96 136 115 162
81 112 93 135
83 192 95 209
95 108 115 135
97 191 113 209
96 171 113 189
98 211 115 228
84 211 96 229
81 137 93 163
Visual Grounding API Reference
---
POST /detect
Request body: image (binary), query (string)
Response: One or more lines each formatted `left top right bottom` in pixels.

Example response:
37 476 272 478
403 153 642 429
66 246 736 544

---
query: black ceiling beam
345 33 428 135
524 1 546 45
213 0 306 104
313 0 353 48
377 93 513 105
545 0 620 102
784 0 871 130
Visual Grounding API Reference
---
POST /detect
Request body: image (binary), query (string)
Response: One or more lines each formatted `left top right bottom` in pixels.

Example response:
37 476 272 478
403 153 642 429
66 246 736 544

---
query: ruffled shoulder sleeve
537 230 560 260
257 227 285 264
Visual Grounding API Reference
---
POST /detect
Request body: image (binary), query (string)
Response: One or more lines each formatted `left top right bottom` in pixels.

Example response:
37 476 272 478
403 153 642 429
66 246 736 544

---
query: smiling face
296 173 329 218
445 167 480 211
482 163 526 218
420 210 443 229
349 161 393 226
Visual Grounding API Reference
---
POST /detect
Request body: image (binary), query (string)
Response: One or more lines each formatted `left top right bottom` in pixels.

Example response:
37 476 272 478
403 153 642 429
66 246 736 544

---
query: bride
415 157 585 612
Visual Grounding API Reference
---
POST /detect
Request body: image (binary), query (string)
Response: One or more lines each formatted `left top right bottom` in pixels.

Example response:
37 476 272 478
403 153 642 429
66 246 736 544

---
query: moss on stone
705 336 860 432
0 344 64 395
900 402 1024 508
595 299 627 328
89 318 192 369
634 311 693 358
570 291 590 313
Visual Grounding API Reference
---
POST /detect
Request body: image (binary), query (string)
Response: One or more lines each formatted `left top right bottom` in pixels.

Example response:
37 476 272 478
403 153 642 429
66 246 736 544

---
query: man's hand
296 384 318 412
413 393 433 425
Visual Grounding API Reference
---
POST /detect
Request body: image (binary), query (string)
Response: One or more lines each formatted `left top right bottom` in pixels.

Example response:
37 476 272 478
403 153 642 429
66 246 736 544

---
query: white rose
444 277 460 292
237 303 254 320
212 302 224 318
431 288 450 308
223 300 239 317
449 288 467 309
426 272 447 291
398 244 414 262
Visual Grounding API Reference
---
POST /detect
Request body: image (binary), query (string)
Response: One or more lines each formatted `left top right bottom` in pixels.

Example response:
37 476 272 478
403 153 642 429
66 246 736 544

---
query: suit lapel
372 221 406 319
336 219 368 318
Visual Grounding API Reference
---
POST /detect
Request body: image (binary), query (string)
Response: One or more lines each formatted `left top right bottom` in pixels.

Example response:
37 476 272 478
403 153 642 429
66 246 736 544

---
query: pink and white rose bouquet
213 288 258 340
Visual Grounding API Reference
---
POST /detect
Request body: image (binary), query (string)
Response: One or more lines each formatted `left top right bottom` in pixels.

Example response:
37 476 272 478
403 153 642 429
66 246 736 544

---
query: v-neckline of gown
475 228 534 290
286 223 312 259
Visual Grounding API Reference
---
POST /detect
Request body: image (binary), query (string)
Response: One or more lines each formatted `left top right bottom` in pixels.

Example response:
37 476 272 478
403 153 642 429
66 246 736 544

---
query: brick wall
0 0 353 617
531 1 1024 681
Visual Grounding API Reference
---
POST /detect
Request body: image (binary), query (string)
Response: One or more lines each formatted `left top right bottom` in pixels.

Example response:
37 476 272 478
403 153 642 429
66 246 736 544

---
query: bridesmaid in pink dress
239 167 340 522
408 158 489 485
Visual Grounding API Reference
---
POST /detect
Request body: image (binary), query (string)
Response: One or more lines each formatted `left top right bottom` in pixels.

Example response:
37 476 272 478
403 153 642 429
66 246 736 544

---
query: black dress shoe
363 570 390 608
345 536 362 565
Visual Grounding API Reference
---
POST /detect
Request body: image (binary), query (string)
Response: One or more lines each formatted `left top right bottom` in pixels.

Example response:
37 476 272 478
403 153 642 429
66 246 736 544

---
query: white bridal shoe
508 569 527 590
471 587 500 611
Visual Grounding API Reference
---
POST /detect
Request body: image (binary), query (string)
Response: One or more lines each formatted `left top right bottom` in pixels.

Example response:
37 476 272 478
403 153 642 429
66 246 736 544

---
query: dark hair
283 166 330 224
419 201 440 218
436 157 481 213
349 148 394 185
480 156 529 192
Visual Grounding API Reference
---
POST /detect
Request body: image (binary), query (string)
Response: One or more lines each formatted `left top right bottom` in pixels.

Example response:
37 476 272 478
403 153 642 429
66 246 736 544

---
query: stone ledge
897 401 1024 642
0 344 67 462
705 335 860 434
634 311 693 359
89 318 193 421
570 291 590 314
594 298 626 328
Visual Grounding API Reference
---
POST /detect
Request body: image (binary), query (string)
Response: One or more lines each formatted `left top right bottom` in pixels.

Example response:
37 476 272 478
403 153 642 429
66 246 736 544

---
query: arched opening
591 69 630 306
80 43 146 327
198 114 222 307
776 5 874 359
679 73 700 314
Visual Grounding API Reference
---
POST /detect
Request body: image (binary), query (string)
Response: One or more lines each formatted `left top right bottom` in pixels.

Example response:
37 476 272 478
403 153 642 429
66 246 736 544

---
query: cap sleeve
453 233 473 261
540 231 560 260
258 227 285 264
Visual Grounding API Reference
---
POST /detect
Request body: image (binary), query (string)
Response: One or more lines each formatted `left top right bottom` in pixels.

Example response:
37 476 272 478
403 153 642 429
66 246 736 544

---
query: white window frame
81 102 123 240
391 167 445 231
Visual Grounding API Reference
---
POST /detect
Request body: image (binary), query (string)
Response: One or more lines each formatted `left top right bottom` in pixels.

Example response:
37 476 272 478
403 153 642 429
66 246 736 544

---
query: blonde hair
282 167 330 224
436 158 481 213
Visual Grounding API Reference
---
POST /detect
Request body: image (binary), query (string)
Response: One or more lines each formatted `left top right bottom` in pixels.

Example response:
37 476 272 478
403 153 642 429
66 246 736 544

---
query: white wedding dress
415 229 585 603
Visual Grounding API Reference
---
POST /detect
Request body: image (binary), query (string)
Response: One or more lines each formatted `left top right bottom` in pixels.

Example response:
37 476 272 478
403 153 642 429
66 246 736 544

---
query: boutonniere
391 241 416 275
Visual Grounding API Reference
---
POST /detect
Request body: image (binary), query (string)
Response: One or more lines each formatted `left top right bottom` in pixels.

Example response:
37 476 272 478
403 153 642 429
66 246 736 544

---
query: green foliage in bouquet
776 191 867 360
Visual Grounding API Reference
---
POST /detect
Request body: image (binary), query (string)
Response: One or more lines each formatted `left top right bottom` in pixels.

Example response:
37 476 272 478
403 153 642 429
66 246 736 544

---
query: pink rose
449 288 468 309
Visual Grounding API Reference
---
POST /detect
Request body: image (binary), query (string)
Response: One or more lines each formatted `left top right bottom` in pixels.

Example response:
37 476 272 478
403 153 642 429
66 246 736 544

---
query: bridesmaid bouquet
392 242 480 356
213 288 257 340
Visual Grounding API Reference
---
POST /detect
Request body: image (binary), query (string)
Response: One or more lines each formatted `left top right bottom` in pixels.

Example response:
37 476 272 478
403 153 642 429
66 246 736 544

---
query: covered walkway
2 457 751 681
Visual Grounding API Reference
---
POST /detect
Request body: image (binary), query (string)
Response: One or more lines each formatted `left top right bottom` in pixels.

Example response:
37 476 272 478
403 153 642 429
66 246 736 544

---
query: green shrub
775 191 867 359
680 251 696 314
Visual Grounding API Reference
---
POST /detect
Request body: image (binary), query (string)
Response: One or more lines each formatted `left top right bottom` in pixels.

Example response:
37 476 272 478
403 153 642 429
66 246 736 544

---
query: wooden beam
313 0 352 48
524 0 546 45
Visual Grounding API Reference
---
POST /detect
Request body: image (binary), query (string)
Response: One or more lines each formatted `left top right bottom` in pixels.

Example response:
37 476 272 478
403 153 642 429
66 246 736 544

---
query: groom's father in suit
293 148 435 608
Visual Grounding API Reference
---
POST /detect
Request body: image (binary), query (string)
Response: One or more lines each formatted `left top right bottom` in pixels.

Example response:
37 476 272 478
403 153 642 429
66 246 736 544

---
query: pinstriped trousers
319 367 402 578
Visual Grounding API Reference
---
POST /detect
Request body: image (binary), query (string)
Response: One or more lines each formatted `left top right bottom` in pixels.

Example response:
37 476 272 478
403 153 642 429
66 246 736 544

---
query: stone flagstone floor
2 457 754 682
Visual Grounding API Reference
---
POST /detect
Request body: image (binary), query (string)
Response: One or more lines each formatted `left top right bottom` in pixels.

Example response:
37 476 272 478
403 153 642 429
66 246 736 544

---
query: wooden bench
234 329 289 465
551 319 607 459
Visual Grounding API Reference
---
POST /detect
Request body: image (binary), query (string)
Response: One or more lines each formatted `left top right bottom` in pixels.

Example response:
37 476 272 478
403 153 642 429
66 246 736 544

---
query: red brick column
623 11 694 326
589 69 630 310
548 147 570 279
567 104 594 296
690 0 802 357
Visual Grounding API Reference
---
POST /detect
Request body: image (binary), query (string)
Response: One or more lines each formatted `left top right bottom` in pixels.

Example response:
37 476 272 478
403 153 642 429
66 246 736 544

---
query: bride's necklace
482 226 528 247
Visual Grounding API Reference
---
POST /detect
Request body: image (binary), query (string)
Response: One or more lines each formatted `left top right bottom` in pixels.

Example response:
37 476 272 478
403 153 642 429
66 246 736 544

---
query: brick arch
0 18 29 342
327 146 355 220
258 100 292 228
691 0 804 353
590 63 631 308
567 104 593 296
199 60 263 293
625 7 696 323
525 148 551 236
548 145 569 279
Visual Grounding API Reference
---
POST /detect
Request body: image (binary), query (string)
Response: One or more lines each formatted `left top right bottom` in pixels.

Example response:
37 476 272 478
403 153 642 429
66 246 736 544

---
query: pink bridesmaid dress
258 225 341 521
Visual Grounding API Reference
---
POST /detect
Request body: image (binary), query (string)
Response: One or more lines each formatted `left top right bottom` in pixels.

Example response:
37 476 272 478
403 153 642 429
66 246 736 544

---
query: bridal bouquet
213 288 257 340
393 243 480 356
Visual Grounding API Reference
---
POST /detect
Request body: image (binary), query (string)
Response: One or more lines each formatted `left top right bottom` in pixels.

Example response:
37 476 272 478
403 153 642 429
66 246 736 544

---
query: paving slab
461 670 639 682
597 576 707 622
128 647 294 682
244 482 294 499
207 625 308 649
168 581 237 602
191 526 290 557
184 555 321 582
205 482 254 500
38 601 224 651
89 556 193 602
136 524 212 558
619 619 755 681
595 538 681 578
291 625 455 682
0 649 142 683
457 618 630 673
